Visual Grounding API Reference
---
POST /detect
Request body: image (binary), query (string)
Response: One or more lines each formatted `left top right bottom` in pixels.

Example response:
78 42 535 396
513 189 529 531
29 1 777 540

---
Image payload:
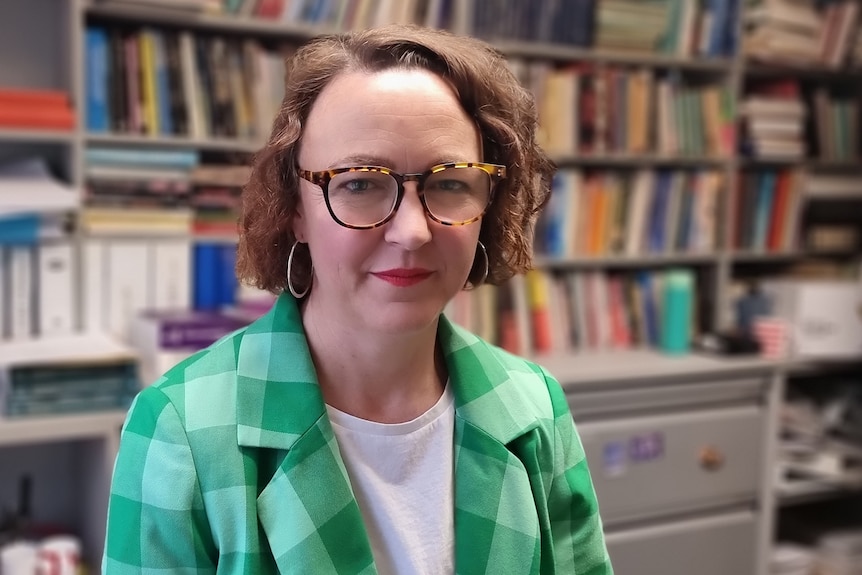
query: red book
767 171 792 251
0 89 70 107
0 104 75 130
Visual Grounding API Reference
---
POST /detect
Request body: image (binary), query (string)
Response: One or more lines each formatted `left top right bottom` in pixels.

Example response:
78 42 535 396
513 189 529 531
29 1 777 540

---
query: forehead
298 69 481 169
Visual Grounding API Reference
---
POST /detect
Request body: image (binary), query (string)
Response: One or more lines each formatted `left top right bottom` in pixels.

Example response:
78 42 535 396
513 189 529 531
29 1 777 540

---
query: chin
363 301 445 336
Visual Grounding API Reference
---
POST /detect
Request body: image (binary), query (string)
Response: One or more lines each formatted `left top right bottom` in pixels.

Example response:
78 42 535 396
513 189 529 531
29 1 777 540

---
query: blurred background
0 0 861 573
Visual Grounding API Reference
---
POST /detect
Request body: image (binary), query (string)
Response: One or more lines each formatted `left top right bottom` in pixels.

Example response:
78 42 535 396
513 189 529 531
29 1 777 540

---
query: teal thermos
661 269 693 355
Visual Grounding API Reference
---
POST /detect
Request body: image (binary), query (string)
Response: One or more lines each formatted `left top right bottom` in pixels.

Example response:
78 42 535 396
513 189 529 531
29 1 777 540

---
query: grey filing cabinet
544 351 778 575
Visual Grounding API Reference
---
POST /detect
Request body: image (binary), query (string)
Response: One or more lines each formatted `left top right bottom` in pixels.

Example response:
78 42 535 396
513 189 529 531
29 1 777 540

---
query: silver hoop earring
287 241 313 298
466 240 489 290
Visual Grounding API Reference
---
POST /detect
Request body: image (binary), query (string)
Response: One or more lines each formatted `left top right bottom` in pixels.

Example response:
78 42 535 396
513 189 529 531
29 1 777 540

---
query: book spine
85 27 110 133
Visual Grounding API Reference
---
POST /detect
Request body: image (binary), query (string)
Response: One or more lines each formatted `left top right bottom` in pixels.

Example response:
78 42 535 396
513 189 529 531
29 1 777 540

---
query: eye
428 177 471 193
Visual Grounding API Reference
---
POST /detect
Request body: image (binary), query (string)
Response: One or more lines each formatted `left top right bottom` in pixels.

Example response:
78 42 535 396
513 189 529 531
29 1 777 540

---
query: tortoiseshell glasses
298 162 506 229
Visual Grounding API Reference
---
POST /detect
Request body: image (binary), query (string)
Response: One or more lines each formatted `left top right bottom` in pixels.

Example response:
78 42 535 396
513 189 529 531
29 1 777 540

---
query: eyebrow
327 155 466 170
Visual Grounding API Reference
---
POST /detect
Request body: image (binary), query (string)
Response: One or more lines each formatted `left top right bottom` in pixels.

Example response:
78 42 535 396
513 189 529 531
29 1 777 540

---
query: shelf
86 133 262 153
495 40 734 70
730 250 860 262
741 158 862 172
552 154 732 168
0 128 76 144
0 410 127 448
85 3 323 41
745 61 862 81
541 349 781 388
537 253 720 269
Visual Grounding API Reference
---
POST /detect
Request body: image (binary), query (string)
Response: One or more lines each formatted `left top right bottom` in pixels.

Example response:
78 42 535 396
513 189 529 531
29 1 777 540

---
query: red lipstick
372 268 433 287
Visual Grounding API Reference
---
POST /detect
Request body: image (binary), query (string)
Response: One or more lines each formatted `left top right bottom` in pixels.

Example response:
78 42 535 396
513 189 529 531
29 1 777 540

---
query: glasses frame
298 162 506 230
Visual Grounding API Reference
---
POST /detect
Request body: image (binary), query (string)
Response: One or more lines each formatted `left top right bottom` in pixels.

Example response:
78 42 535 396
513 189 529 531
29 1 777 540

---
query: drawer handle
699 446 725 471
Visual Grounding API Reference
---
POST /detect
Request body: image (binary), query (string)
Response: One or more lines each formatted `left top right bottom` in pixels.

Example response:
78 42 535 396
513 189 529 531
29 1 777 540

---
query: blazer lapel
256 416 377 574
439 316 544 575
236 294 376 574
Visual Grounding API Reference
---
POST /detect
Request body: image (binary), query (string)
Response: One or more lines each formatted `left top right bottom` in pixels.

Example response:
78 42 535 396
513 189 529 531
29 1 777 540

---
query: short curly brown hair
237 24 554 292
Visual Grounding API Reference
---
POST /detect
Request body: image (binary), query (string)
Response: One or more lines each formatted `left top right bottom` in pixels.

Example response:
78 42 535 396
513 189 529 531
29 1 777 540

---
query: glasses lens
328 170 398 227
423 166 492 224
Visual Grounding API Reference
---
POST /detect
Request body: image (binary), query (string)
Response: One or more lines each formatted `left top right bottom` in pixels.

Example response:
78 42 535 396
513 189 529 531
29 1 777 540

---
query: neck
301 303 446 424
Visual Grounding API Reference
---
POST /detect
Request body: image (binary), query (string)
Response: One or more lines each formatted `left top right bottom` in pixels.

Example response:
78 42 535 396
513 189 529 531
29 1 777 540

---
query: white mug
0 540 39 575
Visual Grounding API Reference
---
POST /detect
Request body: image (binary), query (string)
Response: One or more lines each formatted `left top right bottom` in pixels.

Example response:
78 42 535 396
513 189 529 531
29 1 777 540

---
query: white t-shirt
326 386 455 575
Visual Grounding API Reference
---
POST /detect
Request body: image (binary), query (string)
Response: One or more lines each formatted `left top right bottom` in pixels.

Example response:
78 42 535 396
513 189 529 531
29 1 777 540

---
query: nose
383 182 432 250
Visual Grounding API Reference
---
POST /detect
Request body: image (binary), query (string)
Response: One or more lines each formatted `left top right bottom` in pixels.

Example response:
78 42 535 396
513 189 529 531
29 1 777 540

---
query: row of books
98 0 740 56
197 0 741 56
85 25 285 140
521 61 736 157
536 169 721 259
812 88 861 162
446 268 700 357
732 169 802 253
745 0 861 68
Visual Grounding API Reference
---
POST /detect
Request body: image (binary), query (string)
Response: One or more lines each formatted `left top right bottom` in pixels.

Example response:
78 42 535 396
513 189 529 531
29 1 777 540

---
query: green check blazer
104 293 613 574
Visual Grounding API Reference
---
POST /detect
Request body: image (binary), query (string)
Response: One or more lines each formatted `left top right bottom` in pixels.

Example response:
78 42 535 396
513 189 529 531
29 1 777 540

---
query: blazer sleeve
543 369 614 574
103 386 216 574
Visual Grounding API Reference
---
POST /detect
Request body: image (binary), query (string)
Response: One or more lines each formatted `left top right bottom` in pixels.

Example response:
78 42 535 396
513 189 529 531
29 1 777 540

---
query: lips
372 268 433 287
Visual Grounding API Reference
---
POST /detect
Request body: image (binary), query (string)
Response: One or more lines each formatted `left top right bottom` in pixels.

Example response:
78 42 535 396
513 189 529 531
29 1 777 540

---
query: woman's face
294 68 484 336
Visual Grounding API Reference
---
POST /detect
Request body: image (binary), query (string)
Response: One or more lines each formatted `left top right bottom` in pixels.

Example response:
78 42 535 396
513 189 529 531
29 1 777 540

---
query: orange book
0 104 75 130
0 89 70 107
589 178 607 255
525 270 553 355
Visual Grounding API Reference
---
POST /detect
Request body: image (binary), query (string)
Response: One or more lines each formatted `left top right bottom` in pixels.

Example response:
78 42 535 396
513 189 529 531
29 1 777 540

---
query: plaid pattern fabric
104 293 613 574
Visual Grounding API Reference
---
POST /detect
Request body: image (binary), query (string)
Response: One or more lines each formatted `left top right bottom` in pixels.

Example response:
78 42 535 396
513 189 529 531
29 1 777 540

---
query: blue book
648 172 671 253
637 272 660 347
0 215 40 245
194 243 221 311
152 31 174 136
218 244 238 307
753 171 776 251
708 0 730 57
85 27 110 133
85 147 200 169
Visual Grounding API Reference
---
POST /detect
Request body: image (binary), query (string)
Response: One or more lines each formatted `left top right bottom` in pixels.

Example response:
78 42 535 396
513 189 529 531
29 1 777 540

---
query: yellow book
138 30 159 136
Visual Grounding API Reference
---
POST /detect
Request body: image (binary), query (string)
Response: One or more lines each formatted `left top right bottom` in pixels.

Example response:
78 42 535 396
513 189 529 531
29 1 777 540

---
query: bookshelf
0 0 860 573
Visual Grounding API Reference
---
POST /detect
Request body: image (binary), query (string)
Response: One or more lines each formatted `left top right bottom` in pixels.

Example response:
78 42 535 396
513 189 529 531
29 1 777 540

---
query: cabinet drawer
578 405 763 524
606 511 757 575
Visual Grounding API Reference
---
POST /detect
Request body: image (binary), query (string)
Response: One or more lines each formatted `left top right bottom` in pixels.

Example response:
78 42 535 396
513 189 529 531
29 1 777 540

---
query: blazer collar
236 292 540 449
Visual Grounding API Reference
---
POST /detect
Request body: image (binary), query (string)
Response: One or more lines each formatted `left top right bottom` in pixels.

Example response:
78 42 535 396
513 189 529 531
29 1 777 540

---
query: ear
291 195 307 243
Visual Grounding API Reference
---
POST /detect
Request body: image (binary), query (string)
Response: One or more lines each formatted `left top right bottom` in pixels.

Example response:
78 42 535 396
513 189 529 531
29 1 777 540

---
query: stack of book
741 80 806 158
0 89 75 131
83 147 198 235
189 164 250 237
745 0 860 67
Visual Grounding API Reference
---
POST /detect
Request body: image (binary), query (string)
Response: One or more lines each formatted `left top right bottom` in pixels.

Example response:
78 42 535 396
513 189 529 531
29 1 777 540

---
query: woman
103 25 613 575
